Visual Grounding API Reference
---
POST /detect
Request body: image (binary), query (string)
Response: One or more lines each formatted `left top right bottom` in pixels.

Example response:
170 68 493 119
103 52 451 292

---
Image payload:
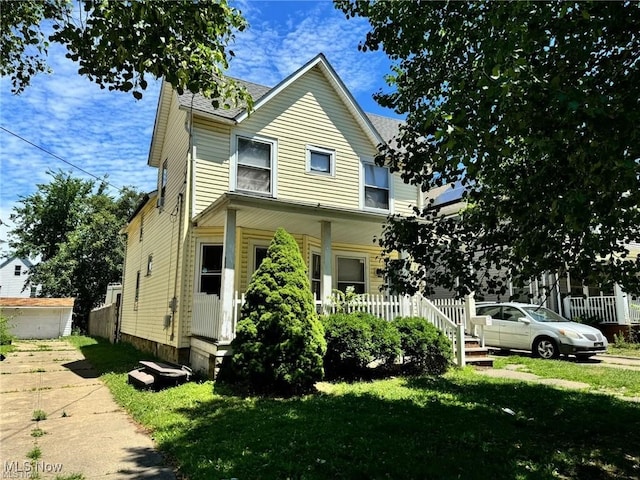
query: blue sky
0 0 396 251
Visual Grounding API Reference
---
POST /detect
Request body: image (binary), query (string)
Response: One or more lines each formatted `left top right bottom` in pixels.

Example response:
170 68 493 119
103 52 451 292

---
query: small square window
306 146 335 176
14 265 21 276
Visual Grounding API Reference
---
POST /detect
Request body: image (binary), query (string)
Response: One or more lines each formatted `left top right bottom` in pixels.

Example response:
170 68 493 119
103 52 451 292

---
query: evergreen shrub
322 312 400 379
221 228 326 395
393 316 452 375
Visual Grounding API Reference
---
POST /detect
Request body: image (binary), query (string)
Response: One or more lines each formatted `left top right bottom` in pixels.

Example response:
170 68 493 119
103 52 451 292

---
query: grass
31 427 46 437
26 445 42 461
66 335 640 480
0 343 16 355
608 344 640 358
31 409 47 421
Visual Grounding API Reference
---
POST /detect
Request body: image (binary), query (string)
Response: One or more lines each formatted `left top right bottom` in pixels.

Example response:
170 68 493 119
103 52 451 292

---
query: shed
0 297 75 339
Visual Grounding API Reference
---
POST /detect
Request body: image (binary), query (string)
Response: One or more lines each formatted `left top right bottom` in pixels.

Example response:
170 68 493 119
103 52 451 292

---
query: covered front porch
190 290 472 369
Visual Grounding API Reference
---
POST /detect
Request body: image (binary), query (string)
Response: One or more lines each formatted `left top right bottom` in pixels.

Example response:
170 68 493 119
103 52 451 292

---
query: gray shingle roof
176 78 402 144
176 78 272 120
365 113 403 145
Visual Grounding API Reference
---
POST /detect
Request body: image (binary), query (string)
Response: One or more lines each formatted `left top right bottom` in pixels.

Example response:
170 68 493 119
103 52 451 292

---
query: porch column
321 221 333 310
220 209 237 341
614 283 630 325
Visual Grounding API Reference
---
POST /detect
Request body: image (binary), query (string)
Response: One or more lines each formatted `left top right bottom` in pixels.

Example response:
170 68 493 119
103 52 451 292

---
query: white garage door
5 308 72 339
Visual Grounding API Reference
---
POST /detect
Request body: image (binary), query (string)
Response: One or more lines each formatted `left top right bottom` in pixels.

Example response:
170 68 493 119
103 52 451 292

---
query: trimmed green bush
393 316 452 375
322 312 400 379
221 228 326 396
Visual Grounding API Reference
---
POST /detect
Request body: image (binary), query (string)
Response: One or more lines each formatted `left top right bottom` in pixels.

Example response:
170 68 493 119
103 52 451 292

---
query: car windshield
521 306 568 323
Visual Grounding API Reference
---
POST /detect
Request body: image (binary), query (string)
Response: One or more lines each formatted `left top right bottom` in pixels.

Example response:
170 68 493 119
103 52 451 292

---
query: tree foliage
337 0 640 298
223 228 326 396
1 0 251 108
9 171 143 328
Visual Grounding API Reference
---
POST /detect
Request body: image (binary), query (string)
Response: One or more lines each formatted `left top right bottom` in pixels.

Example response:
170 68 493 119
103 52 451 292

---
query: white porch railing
630 299 640 323
431 298 466 327
567 295 618 324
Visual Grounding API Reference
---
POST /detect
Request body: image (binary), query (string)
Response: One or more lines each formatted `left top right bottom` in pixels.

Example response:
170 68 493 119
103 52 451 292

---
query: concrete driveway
0 339 176 479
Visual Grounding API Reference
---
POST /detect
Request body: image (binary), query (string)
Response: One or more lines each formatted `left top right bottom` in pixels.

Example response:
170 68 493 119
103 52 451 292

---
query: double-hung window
336 256 366 294
236 136 274 195
363 162 390 210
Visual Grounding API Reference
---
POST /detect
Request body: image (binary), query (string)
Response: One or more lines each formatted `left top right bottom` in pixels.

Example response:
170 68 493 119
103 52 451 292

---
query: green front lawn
67 336 640 480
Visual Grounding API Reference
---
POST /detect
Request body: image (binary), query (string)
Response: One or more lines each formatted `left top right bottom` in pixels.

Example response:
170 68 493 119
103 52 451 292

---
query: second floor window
237 137 273 194
14 265 21 276
363 163 390 210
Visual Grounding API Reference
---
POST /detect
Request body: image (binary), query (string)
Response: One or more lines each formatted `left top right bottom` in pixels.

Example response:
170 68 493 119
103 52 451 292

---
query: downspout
169 96 196 344
169 193 184 342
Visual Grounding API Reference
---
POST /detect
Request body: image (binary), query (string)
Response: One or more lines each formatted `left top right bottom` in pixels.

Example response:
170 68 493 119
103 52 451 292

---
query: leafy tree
337 1 640 298
223 228 326 396
1 0 251 108
9 171 143 328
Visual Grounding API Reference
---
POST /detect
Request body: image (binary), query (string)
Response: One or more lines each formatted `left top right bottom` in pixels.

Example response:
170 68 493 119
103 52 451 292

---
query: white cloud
1 1 397 256
229 1 389 97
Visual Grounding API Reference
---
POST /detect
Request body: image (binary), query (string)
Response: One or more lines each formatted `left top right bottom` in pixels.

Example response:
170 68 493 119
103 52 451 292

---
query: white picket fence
630 299 640 323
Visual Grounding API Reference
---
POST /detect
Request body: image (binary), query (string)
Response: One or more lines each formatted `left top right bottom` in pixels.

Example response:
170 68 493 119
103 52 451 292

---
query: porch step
464 336 494 368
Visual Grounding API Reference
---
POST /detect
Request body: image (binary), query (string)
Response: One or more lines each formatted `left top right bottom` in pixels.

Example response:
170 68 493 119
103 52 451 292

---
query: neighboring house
0 257 40 298
0 297 74 339
119 54 430 371
428 184 640 331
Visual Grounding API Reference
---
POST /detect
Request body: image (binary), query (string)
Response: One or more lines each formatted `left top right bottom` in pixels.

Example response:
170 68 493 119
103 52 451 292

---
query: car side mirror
518 317 531 325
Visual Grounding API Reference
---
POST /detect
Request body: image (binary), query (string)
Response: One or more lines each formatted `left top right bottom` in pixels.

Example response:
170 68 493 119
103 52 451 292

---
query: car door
498 306 532 350
476 305 501 347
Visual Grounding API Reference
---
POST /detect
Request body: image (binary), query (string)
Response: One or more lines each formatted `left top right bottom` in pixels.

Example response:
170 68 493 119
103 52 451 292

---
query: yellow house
118 54 430 372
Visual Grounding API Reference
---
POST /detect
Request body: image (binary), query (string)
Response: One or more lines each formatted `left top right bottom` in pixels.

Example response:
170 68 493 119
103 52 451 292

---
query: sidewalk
477 353 640 402
0 339 176 479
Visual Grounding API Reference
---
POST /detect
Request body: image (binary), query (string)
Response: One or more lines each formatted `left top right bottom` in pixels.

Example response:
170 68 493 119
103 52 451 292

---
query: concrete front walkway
0 339 176 479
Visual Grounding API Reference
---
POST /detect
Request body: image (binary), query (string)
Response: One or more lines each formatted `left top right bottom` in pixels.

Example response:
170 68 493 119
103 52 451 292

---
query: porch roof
193 193 389 245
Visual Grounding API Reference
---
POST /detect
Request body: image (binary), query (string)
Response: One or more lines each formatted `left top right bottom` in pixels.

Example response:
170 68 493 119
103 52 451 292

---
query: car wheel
533 337 559 359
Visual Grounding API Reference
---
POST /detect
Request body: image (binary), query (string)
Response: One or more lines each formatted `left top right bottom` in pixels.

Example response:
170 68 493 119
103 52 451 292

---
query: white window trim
230 132 278 197
306 145 336 176
360 157 394 213
195 239 224 295
248 240 271 278
309 248 322 300
335 253 368 293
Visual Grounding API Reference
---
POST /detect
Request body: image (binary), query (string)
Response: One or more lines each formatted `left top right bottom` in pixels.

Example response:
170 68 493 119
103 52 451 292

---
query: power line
0 125 126 193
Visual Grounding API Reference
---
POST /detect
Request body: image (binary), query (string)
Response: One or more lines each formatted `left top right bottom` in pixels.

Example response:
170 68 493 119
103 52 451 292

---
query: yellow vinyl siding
120 93 191 348
238 228 305 292
193 119 231 215
234 228 386 295
393 174 418 216
235 67 377 210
